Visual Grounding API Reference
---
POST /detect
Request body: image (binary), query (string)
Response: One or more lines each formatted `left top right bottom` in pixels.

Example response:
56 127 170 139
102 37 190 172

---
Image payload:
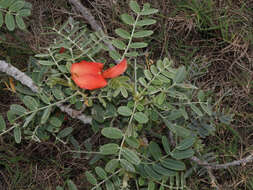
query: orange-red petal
70 61 104 76
102 59 127 79
72 74 107 90
59 47 65 54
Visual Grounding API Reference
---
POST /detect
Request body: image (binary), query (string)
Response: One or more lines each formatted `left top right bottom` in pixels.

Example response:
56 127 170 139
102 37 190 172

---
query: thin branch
0 60 92 124
67 0 118 58
191 154 253 170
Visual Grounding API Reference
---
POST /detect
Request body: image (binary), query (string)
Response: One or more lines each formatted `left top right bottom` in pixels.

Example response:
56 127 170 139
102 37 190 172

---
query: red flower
59 47 65 54
70 59 127 90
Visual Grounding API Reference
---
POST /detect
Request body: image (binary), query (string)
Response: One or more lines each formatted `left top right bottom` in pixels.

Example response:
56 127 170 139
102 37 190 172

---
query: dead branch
0 60 92 124
67 0 117 56
191 154 253 170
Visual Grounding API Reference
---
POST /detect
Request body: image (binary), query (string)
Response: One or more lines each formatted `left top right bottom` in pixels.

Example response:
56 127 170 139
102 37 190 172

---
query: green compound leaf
143 164 162 180
38 60 55 66
118 106 132 116
56 186 63 190
115 28 131 39
129 0 140 13
0 12 3 27
125 136 140 148
162 136 171 154
9 0 25 12
0 114 6 132
57 127 73 138
134 112 148 124
136 19 156 26
200 103 212 116
105 180 115 190
122 147 141 165
23 112 36 128
161 159 186 171
85 171 97 185
190 104 203 117
95 166 107 179
100 143 119 155
120 159 135 172
144 69 152 80
50 116 63 127
109 50 121 61
133 30 153 38
176 136 196 150
14 126 21 143
18 9 31 17
120 13 135 25
5 12 15 31
171 149 195 160
148 141 162 161
112 39 127 50
10 104 27 116
105 159 119 173
152 164 177 176
148 181 155 190
41 107 52 124
67 180 78 190
0 0 15 8
140 8 158 15
174 66 187 83
23 96 38 110
101 127 123 139
52 88 65 100
15 15 26 30
129 42 148 49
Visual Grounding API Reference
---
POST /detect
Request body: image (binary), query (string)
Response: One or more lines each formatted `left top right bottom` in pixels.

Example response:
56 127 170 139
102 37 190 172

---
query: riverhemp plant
0 1 233 189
